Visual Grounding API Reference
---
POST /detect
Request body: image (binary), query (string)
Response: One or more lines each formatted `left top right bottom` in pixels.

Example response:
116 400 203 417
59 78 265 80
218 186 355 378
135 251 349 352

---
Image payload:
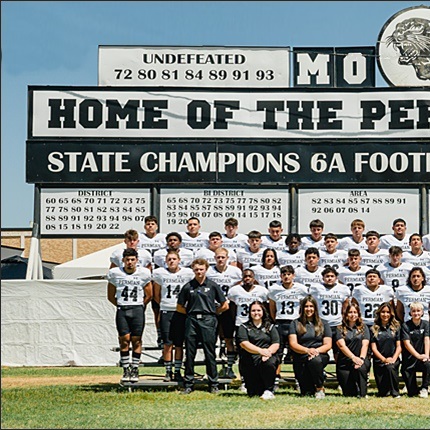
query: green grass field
2 365 429 429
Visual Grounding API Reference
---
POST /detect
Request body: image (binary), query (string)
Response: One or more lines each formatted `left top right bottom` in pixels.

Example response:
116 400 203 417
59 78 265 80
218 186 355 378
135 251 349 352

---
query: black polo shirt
177 277 226 316
370 325 401 363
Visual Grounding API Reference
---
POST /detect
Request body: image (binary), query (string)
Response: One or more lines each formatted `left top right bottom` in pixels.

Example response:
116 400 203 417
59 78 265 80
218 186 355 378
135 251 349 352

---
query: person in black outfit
370 302 402 398
236 300 280 400
176 258 229 394
335 300 371 398
288 295 332 399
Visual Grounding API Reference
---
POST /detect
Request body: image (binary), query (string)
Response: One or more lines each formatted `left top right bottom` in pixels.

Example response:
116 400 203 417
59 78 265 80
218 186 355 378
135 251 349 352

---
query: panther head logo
385 17 430 81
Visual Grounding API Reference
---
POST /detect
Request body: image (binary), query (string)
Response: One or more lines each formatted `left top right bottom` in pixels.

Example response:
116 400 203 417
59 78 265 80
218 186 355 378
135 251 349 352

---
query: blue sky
1 1 428 228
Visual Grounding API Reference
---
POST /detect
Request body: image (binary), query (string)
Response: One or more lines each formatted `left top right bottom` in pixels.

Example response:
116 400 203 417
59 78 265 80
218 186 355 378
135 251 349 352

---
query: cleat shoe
173 372 184 383
315 390 325 399
210 386 220 394
295 379 301 392
121 366 131 383
260 390 275 400
419 388 428 398
163 371 173 382
129 366 139 382
180 387 193 395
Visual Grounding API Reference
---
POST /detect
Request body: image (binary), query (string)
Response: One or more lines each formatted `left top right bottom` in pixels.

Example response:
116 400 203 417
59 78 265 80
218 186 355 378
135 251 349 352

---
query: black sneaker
163 371 173 382
210 386 220 394
180 387 193 395
121 366 131 383
129 366 139 382
173 372 184 383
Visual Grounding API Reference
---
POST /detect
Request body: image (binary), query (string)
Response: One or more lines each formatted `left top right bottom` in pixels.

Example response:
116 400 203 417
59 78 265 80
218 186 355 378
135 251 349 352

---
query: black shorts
217 310 235 339
169 311 187 347
160 310 175 345
116 305 145 337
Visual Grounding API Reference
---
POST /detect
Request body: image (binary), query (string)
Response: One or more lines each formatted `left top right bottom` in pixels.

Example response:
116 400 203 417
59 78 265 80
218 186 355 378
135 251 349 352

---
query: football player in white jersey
395 267 430 323
221 217 248 252
309 267 351 358
261 220 287 252
377 246 414 293
337 219 367 252
138 215 167 256
294 247 324 290
268 265 308 380
180 217 210 252
318 233 348 271
152 250 194 382
380 218 411 251
338 249 372 294
107 248 153 383
278 233 306 269
252 248 281 290
194 231 237 267
359 230 389 269
109 229 152 270
153 232 194 269
300 219 325 250
206 247 242 379
236 230 266 271
352 268 395 327
402 233 430 269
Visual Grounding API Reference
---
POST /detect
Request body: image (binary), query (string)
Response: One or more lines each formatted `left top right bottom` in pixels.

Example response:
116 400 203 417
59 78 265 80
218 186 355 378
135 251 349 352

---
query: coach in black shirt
177 258 229 394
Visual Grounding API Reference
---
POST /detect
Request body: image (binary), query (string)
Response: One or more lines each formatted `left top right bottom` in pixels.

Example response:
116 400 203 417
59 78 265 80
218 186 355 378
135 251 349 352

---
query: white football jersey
152 267 194 311
236 246 265 269
300 236 325 250
294 265 324 290
338 265 372 293
221 233 248 251
318 249 348 271
268 282 309 321
153 248 194 269
110 247 152 269
138 232 167 255
277 249 306 269
107 266 152 306
227 284 268 326
180 231 210 252
252 265 281 289
352 284 395 326
261 236 287 252
309 282 351 326
206 265 243 298
402 250 430 269
395 284 430 322
376 261 414 291
379 234 411 251
337 236 367 252
359 249 390 269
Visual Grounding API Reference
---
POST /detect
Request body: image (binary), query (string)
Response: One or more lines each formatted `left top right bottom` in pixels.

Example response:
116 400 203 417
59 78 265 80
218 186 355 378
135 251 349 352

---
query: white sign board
160 188 289 233
30 88 429 139
98 46 290 87
41 188 150 236
298 188 420 235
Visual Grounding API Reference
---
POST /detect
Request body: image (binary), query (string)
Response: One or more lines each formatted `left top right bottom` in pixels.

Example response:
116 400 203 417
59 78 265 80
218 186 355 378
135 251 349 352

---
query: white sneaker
315 390 325 399
260 390 275 400
239 383 247 393
418 388 428 398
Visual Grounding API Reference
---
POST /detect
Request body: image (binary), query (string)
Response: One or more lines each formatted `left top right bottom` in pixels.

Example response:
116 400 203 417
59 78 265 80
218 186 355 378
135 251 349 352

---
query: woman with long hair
252 248 281 290
335 299 371 398
288 295 332 398
236 300 280 400
370 301 402 398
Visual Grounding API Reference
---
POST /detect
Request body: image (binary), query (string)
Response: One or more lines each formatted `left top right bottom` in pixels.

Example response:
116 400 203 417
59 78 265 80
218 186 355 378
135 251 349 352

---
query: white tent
52 243 124 280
